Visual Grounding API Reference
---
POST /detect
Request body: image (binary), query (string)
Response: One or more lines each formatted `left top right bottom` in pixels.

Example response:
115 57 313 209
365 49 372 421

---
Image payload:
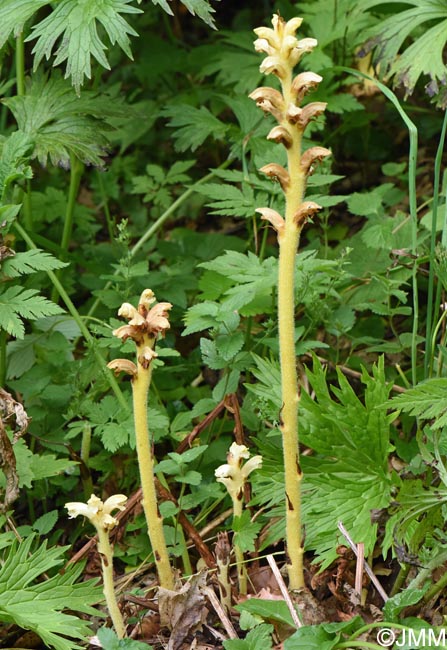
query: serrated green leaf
0 535 101 650
180 0 216 28
233 511 262 553
362 0 447 103
391 378 447 429
197 182 257 218
0 0 49 48
183 301 220 336
163 104 229 152
4 73 129 167
215 331 244 361
32 510 59 535
0 286 64 339
1 249 68 278
97 626 153 649
0 131 34 201
27 0 142 93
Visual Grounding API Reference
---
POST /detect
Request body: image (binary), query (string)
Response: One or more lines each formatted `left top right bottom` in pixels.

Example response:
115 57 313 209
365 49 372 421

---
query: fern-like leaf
1 249 68 278
162 104 229 152
0 286 64 338
391 378 447 429
0 131 34 201
0 535 101 650
26 0 142 93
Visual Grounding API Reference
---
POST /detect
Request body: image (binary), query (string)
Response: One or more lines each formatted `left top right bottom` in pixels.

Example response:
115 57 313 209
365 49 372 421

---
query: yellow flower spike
65 494 127 638
251 13 330 591
215 443 262 596
111 290 174 591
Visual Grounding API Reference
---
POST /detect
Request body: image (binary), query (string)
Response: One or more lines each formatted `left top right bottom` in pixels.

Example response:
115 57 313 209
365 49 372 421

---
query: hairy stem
232 493 247 595
132 344 173 590
278 70 306 591
96 527 126 638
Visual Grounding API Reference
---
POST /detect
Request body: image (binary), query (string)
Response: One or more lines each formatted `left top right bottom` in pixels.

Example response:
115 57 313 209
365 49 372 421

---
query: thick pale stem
232 494 247 595
96 527 125 639
278 69 306 591
132 345 174 590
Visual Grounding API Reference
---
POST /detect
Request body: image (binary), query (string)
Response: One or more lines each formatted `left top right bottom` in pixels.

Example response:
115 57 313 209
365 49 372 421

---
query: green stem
425 110 447 377
15 34 25 97
132 343 173 590
96 527 126 638
86 160 232 320
390 562 410 597
13 222 130 415
52 154 84 302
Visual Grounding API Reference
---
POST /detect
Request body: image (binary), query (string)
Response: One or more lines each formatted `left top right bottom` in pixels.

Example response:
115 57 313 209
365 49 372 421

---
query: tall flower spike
251 13 331 592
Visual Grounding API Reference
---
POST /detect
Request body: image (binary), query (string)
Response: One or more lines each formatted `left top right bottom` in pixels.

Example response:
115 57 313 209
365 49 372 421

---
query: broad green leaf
27 0 142 93
391 378 447 429
1 249 68 278
0 286 64 339
235 599 299 628
162 104 229 152
0 0 49 48
4 73 129 167
0 536 101 650
32 510 59 535
383 587 428 622
224 624 274 650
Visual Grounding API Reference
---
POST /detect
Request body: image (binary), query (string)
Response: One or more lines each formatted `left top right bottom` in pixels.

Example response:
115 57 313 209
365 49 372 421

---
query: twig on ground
266 554 302 628
201 585 239 639
338 521 388 602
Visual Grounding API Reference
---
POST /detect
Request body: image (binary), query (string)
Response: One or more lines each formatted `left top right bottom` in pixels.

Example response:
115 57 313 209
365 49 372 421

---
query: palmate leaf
391 378 447 429
4 73 128 167
0 286 64 339
361 0 447 104
0 535 101 650
0 0 49 49
26 0 142 93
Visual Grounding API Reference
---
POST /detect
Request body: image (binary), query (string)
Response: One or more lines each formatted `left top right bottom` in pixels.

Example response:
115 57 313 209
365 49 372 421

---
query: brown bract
260 163 290 192
294 201 322 227
301 146 332 175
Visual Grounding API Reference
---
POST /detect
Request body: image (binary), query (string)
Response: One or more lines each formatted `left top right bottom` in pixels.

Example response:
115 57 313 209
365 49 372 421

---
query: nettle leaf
162 104 229 152
0 131 34 201
26 0 142 93
391 378 447 429
0 287 64 339
0 0 50 49
4 73 128 168
0 535 101 650
362 0 447 104
1 249 68 278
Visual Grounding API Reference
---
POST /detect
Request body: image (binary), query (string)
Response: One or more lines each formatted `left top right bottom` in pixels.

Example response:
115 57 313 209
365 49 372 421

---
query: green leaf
383 586 428 622
1 249 68 278
32 510 59 535
183 301 220 336
223 624 274 650
196 182 258 218
179 0 216 28
391 378 447 429
235 599 298 629
27 0 142 93
0 131 34 201
4 73 129 167
233 511 262 553
0 536 101 650
0 0 49 49
0 286 64 339
284 618 364 650
362 0 447 103
162 104 229 152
